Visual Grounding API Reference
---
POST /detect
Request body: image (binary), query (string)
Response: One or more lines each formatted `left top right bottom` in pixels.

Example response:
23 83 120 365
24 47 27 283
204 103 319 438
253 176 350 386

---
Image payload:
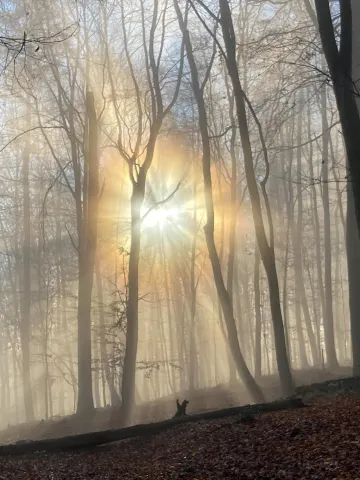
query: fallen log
295 375 360 398
0 397 305 456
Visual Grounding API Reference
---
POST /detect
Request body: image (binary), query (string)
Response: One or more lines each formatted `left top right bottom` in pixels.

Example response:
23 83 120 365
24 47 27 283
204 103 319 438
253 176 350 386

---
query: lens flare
142 206 179 230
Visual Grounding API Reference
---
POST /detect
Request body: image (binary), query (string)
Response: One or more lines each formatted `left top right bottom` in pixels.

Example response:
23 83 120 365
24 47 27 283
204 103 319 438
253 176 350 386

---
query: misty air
0 0 358 478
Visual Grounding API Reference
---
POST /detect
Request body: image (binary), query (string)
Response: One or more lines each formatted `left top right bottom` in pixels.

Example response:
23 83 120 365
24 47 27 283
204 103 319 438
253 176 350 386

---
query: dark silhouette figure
173 399 189 418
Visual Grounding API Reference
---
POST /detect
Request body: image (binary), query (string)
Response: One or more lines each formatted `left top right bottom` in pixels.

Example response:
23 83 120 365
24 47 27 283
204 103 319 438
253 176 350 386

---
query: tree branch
141 181 182 223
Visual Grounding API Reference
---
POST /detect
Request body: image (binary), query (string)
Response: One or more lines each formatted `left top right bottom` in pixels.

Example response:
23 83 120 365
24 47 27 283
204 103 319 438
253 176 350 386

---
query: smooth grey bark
162 253 177 391
20 137 35 422
120 0 184 423
320 86 339 368
174 0 265 403
55 186 65 416
346 186 360 373
306 102 325 352
315 1 360 242
219 0 294 396
334 205 345 362
76 90 100 415
96 261 121 406
225 83 240 382
254 246 262 378
290 160 308 369
216 168 237 384
189 181 198 391
170 259 186 391
280 130 293 363
349 0 360 374
293 101 318 366
242 262 255 369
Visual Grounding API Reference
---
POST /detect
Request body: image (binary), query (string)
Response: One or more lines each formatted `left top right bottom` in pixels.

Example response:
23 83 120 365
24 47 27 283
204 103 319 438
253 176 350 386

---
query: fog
0 0 357 431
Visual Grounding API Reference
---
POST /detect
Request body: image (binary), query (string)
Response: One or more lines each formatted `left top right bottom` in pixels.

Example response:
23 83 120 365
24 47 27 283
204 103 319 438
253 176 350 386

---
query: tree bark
314 1 360 243
0 397 306 456
189 181 198 391
76 91 100 416
349 0 360 375
320 86 338 368
96 261 121 406
120 179 143 422
173 0 264 403
20 137 35 422
293 101 318 366
219 0 294 396
254 247 262 378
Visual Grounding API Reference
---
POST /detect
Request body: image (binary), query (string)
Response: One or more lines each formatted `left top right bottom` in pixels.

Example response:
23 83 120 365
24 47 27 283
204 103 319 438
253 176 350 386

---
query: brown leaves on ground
1 395 360 479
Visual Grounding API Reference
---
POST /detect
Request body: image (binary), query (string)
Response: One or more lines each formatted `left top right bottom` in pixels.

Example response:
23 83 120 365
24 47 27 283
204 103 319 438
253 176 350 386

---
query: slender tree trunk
96 261 121 406
189 182 198 391
174 1 264 403
20 138 35 422
217 173 237 384
334 207 344 363
254 246 262 378
349 0 360 374
55 186 65 416
307 102 326 354
219 0 294 396
320 86 338 368
315 1 360 242
77 91 100 415
121 175 146 422
242 263 255 370
226 89 239 385
12 341 19 423
162 253 176 390
293 101 318 366
281 130 293 363
346 184 360 373
169 256 187 391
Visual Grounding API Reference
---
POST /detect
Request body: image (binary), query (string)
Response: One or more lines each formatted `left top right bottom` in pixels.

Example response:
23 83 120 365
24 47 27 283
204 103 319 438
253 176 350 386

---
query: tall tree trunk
254 247 262 378
76 91 100 415
96 261 120 406
334 207 344 363
320 86 338 368
226 86 239 385
346 185 360 373
20 138 35 422
121 177 145 422
307 102 326 355
189 181 198 391
217 171 237 384
349 0 360 374
55 186 65 416
162 253 177 390
314 1 360 242
174 1 264 403
281 130 293 363
293 101 318 366
219 0 294 396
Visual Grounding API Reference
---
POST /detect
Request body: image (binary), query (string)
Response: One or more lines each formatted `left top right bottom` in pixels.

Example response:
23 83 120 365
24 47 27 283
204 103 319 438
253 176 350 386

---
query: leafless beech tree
0 0 357 428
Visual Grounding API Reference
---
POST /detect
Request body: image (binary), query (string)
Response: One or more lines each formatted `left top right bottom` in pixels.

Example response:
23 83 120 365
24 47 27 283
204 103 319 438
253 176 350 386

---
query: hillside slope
1 395 360 479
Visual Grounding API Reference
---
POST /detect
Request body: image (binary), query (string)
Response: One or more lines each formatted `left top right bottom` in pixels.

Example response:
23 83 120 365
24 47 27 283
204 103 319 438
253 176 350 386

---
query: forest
0 0 359 437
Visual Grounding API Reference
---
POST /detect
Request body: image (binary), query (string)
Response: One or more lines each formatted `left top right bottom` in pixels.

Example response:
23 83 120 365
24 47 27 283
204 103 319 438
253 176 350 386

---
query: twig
141 181 182 223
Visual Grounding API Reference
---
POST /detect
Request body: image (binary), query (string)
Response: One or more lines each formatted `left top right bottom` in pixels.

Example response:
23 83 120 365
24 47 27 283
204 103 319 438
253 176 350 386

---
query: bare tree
173 0 264 403
218 0 294 396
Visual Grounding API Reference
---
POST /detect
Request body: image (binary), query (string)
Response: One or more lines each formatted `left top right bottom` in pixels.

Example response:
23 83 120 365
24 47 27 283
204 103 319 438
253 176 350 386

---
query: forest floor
0 366 352 445
0 394 360 479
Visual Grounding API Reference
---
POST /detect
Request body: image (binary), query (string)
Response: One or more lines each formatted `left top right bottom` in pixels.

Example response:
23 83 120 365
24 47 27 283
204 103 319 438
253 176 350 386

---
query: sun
142 206 179 230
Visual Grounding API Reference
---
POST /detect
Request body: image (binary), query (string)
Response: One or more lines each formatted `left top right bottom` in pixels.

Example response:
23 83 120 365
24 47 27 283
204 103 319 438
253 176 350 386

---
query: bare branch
141 181 182 223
